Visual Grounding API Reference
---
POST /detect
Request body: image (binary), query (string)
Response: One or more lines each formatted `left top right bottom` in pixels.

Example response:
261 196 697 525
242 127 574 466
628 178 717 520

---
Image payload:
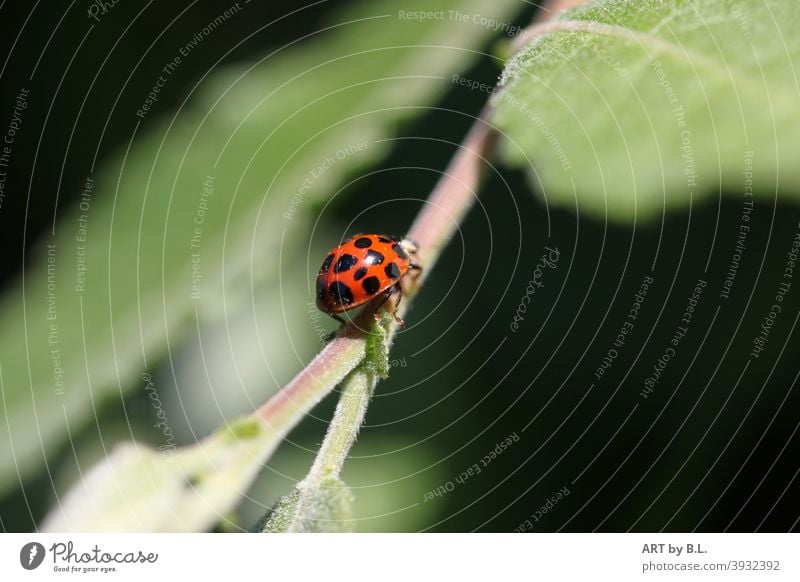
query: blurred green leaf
492 0 800 219
41 416 276 532
0 0 524 496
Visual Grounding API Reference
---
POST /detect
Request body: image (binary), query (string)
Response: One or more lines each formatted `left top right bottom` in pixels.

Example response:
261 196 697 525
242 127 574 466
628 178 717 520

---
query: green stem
305 369 373 481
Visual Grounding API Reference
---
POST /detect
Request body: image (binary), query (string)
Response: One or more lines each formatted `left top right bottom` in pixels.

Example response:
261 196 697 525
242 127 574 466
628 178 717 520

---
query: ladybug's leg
373 288 393 314
328 313 346 325
374 286 406 328
393 286 406 327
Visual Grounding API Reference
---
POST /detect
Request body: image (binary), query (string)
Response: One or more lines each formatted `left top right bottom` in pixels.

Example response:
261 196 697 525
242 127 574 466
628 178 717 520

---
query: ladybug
316 234 421 325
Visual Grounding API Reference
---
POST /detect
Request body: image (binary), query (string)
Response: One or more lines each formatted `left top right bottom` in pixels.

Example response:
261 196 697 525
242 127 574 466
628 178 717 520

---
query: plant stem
305 370 373 481
406 109 498 289
511 0 590 52
535 0 587 22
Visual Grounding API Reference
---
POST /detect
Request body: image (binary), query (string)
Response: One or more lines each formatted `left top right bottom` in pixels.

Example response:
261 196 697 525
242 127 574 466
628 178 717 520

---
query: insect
316 234 421 326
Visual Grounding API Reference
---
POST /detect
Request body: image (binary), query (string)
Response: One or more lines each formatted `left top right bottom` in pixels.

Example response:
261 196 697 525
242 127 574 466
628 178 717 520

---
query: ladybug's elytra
316 234 421 325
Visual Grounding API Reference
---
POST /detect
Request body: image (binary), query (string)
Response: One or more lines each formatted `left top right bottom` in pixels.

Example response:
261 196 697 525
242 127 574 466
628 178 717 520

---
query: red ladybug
316 234 420 324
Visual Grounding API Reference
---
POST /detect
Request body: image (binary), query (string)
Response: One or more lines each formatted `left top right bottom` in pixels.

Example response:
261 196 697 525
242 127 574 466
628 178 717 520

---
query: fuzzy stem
306 370 373 481
406 108 498 281
510 0 591 52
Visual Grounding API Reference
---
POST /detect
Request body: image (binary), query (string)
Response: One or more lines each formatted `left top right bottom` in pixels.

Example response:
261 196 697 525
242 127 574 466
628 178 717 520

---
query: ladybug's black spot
328 282 354 306
333 253 358 273
353 266 368 281
385 262 401 279
365 250 384 265
316 276 326 303
354 237 372 249
362 276 381 295
320 254 334 274
378 236 393 243
392 243 408 259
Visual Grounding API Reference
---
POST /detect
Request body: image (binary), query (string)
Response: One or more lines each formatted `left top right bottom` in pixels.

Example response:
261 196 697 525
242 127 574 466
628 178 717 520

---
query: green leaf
0 0 525 496
41 415 280 532
492 0 800 220
260 476 355 533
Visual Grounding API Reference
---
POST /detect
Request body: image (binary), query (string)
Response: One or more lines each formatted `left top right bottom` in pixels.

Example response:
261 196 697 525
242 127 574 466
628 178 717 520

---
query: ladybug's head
397 237 418 256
